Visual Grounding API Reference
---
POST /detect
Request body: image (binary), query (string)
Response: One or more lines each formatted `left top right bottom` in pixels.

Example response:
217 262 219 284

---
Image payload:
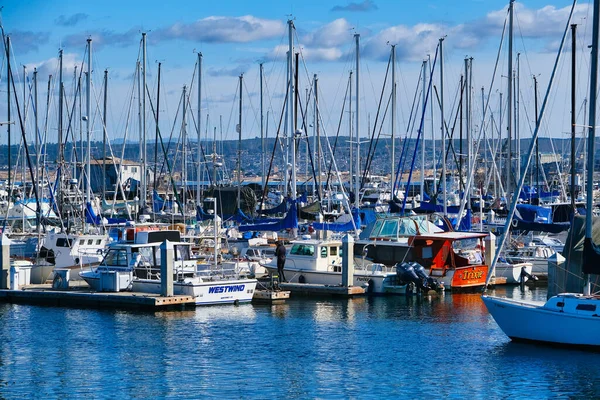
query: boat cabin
286 239 343 272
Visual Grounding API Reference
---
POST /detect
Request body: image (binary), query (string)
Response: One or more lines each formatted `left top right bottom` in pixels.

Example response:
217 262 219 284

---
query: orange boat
408 231 489 291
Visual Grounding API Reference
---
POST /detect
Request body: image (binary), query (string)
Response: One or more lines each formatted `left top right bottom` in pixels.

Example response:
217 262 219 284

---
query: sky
0 0 595 158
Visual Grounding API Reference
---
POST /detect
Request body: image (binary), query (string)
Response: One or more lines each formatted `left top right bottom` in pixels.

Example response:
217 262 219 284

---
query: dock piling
160 240 174 297
0 235 10 290
342 234 354 287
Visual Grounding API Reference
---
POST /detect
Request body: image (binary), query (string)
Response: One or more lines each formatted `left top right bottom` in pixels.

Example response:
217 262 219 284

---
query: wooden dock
252 289 291 303
0 283 196 310
279 283 365 297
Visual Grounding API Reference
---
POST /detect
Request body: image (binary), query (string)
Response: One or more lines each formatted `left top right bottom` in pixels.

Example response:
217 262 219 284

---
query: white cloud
154 15 285 43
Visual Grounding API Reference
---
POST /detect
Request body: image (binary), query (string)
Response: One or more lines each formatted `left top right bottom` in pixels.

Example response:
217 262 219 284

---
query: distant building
83 157 150 194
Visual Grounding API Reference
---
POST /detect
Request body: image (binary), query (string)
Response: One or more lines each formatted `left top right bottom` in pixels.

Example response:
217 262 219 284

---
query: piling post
484 232 496 267
341 234 354 287
0 235 11 289
160 240 174 297
548 252 565 298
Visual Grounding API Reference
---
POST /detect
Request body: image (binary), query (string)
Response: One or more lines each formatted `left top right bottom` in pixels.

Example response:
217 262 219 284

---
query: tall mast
570 24 577 215
237 74 243 210
288 20 296 203
58 49 64 177
429 55 436 193
85 38 92 209
6 35 10 196
314 73 321 199
583 0 599 295
464 57 471 214
182 85 187 213
354 33 360 209
349 70 353 193
141 32 147 210
102 69 108 202
439 37 447 216
516 53 521 184
391 45 396 200
196 52 202 205
154 62 161 192
420 59 426 201
534 77 539 200
34 68 39 226
260 63 265 191
506 0 514 202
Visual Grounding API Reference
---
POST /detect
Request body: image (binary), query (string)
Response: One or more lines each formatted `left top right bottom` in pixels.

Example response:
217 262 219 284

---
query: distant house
83 157 152 194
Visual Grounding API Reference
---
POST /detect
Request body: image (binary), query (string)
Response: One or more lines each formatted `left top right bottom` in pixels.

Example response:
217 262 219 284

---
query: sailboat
482 0 600 349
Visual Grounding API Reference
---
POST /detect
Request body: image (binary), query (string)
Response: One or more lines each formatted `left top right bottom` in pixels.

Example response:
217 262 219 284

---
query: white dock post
485 232 496 267
160 240 174 297
341 234 354 287
0 235 11 289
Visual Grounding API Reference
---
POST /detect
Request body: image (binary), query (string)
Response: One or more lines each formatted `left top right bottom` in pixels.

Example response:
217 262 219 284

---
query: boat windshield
290 244 315 256
101 249 128 267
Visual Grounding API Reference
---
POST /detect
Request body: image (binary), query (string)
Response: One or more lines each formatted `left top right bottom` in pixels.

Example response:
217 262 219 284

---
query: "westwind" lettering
208 285 246 294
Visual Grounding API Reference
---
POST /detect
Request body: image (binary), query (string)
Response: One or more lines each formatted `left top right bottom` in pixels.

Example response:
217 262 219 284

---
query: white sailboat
483 0 600 349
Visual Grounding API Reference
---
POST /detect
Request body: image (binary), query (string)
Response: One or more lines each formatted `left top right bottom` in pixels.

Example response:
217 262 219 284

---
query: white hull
483 294 600 348
132 278 257 305
494 263 533 284
264 265 400 294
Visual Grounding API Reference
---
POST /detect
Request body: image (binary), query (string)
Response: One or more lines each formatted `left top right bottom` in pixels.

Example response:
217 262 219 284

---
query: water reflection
1 288 600 398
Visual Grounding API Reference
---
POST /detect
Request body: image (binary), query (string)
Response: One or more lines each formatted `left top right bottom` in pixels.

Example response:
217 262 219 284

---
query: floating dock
252 289 291 303
0 283 196 310
279 283 365 297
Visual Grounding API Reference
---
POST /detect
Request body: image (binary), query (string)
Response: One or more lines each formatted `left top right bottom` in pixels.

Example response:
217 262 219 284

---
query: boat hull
264 265 401 294
494 263 533 284
482 294 600 348
131 278 257 305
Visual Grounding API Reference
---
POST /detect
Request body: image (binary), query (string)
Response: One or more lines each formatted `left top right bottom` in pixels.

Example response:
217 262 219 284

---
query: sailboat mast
420 59 426 201
583 0 600 295
439 37 447 217
314 73 321 199
506 0 514 202
288 20 296 202
349 70 353 194
197 52 202 205
58 49 63 193
260 63 265 191
154 62 161 192
534 77 539 200
6 35 10 196
34 67 39 233
102 69 108 203
182 85 188 213
391 45 396 200
571 24 577 215
85 38 92 208
141 32 147 210
354 33 360 209
237 74 243 211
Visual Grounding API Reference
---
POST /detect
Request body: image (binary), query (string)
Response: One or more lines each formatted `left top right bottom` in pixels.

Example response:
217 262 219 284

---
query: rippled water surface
1 286 599 398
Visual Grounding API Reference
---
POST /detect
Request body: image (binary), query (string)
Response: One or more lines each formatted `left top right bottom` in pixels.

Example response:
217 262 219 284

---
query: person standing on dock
275 241 287 283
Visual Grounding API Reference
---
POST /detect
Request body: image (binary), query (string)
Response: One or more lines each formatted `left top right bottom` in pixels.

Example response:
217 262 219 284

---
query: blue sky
0 0 594 149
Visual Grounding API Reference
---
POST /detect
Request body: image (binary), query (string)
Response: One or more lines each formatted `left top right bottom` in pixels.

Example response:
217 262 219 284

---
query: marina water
1 287 599 398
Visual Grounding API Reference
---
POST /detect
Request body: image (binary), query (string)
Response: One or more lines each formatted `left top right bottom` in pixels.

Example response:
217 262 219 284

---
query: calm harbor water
1 286 599 399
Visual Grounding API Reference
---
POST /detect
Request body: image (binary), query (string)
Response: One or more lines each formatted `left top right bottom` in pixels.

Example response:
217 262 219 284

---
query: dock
252 289 291 303
279 283 365 297
0 283 196 310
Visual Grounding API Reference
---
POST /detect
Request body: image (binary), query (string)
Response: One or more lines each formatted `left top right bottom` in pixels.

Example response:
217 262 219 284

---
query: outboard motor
520 267 538 284
410 262 439 291
396 262 421 288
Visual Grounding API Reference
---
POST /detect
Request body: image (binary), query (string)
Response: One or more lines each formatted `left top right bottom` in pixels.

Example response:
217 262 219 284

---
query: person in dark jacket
275 241 287 283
